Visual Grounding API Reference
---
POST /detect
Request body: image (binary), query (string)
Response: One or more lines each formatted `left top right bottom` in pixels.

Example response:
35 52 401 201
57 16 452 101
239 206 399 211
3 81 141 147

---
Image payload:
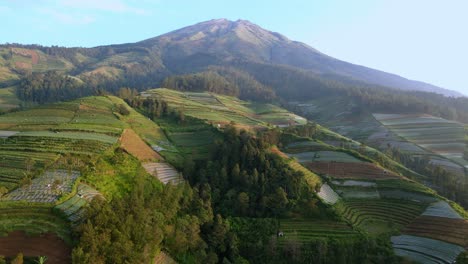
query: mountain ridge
0 18 463 97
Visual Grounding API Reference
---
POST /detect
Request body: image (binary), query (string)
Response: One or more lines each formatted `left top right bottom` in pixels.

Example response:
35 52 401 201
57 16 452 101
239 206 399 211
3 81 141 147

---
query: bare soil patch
0 231 71 264
120 129 162 161
305 161 400 180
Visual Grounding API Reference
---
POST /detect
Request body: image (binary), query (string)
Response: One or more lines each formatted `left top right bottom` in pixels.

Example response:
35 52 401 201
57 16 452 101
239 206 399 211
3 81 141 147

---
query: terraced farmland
0 96 127 190
278 219 359 244
0 151 58 189
404 215 468 247
305 161 401 180
55 183 102 224
3 170 79 203
373 113 468 168
422 201 463 219
142 162 182 184
288 150 362 163
391 234 465 264
338 199 427 234
0 204 70 240
144 88 306 129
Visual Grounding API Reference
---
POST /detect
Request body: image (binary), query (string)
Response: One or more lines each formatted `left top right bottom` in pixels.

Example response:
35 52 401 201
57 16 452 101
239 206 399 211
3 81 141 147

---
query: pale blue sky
0 0 467 95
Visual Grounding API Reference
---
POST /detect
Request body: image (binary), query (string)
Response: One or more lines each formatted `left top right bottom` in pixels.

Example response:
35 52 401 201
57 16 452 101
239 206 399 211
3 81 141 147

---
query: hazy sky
1 0 467 95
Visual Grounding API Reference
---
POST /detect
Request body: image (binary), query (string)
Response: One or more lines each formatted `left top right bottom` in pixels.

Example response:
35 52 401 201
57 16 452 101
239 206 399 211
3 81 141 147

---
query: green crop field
0 203 71 242
143 88 307 129
0 87 20 111
392 235 464 264
373 113 468 169
277 219 359 244
288 150 363 163
337 199 427 234
0 96 128 199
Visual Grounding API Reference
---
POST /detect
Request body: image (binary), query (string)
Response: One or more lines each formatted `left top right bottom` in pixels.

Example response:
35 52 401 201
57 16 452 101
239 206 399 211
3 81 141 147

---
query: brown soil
0 231 71 264
120 129 162 161
304 161 400 180
404 215 468 247
12 48 39 64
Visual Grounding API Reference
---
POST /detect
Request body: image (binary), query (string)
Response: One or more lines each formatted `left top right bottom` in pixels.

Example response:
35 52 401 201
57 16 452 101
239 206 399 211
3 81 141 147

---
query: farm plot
288 151 362 163
373 113 466 163
0 204 70 240
0 135 114 155
338 199 427 234
142 162 182 184
0 231 71 264
55 183 102 224
334 187 380 199
287 159 321 188
0 151 58 190
331 180 376 187
3 170 79 203
277 219 359 244
305 162 401 180
317 183 339 204
422 201 462 219
378 189 437 203
120 129 162 161
284 141 329 153
0 105 76 126
391 234 465 264
404 215 468 247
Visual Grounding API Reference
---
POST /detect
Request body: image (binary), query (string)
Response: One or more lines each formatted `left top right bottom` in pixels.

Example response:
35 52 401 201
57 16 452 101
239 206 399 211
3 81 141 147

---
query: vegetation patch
391 234 465 264
337 199 427 234
404 215 468 247
277 219 359 244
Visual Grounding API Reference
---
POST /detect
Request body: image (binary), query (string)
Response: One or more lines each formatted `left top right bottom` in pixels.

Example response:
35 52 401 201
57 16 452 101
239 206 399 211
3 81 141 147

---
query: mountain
0 18 462 97
138 19 462 97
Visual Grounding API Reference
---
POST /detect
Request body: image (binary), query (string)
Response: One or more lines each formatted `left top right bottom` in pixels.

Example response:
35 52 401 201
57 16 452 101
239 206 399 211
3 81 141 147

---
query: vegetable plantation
337 199 427 234
3 170 79 203
277 219 359 244
391 234 465 264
